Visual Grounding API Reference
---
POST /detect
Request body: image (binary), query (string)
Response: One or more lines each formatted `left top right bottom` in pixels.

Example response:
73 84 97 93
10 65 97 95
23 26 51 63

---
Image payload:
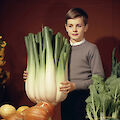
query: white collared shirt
70 38 86 46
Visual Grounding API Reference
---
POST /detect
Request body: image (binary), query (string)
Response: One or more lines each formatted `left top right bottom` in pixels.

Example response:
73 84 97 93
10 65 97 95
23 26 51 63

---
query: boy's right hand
23 70 28 80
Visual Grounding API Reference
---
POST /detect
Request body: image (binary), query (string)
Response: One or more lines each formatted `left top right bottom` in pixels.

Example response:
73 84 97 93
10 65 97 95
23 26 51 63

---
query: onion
23 105 48 120
0 104 16 119
17 106 29 113
22 102 55 120
36 102 55 116
7 113 23 120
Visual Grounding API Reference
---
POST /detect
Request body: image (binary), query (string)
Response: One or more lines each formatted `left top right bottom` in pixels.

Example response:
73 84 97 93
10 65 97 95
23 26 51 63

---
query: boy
60 8 104 120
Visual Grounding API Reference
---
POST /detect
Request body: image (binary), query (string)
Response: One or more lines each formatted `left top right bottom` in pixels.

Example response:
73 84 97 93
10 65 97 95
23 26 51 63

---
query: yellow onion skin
0 104 16 119
17 106 29 113
7 113 24 120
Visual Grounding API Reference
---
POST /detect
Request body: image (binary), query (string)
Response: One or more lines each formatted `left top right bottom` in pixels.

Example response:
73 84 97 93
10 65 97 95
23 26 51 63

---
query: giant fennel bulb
24 26 70 120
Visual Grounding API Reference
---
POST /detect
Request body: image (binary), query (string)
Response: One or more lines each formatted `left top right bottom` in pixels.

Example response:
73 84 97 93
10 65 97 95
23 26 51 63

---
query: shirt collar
70 38 86 46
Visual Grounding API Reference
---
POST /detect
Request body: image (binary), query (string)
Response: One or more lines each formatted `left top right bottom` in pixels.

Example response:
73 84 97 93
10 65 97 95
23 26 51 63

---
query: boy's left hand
59 81 76 93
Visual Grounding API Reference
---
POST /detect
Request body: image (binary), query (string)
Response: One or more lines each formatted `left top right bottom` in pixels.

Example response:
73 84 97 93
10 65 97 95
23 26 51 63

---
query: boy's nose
73 27 77 32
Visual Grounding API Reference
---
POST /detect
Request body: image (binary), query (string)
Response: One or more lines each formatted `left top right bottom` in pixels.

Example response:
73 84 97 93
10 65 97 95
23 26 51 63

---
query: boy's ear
84 24 88 32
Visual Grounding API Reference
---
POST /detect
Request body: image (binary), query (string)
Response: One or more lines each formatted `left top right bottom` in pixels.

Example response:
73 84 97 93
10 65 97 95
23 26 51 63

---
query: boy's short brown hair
65 8 88 25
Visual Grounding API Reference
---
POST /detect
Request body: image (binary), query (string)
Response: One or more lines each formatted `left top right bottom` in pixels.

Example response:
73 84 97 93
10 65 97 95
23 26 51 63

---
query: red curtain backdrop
0 0 120 119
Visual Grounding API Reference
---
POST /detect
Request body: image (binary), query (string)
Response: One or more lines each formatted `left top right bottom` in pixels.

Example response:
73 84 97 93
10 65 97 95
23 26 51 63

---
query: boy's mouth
72 34 78 36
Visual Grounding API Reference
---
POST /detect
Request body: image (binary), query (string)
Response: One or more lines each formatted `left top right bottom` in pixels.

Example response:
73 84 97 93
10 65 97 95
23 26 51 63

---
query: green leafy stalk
25 34 36 103
42 26 56 102
54 32 64 68
56 41 70 102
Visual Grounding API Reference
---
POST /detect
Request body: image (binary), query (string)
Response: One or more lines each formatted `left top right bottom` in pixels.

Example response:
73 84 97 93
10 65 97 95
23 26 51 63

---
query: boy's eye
77 25 82 27
68 25 72 28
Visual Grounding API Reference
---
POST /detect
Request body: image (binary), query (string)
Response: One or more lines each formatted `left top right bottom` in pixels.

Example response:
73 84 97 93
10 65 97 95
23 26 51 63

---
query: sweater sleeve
73 45 104 90
88 45 105 78
74 79 93 90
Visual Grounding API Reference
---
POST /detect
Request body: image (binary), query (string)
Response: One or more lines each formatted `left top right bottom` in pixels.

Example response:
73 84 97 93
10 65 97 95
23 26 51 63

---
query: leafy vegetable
24 26 70 104
86 48 120 120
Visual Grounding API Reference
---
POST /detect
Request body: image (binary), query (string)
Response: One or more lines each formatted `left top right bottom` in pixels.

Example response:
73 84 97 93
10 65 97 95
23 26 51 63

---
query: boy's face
65 17 88 42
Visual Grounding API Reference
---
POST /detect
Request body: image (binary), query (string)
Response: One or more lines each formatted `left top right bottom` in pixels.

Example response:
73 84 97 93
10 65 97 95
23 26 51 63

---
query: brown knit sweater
69 40 104 90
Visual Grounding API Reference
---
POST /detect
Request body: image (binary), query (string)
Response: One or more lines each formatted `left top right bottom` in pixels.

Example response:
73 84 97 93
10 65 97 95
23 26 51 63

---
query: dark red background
0 0 120 119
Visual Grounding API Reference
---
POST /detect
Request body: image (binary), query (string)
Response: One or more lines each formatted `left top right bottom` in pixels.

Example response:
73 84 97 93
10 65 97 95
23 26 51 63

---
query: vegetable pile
0 103 54 120
86 48 120 120
24 26 70 119
0 104 29 120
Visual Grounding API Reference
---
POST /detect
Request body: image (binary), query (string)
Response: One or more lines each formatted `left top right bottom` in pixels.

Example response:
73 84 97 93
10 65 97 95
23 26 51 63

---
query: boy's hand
23 70 28 81
59 81 76 93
